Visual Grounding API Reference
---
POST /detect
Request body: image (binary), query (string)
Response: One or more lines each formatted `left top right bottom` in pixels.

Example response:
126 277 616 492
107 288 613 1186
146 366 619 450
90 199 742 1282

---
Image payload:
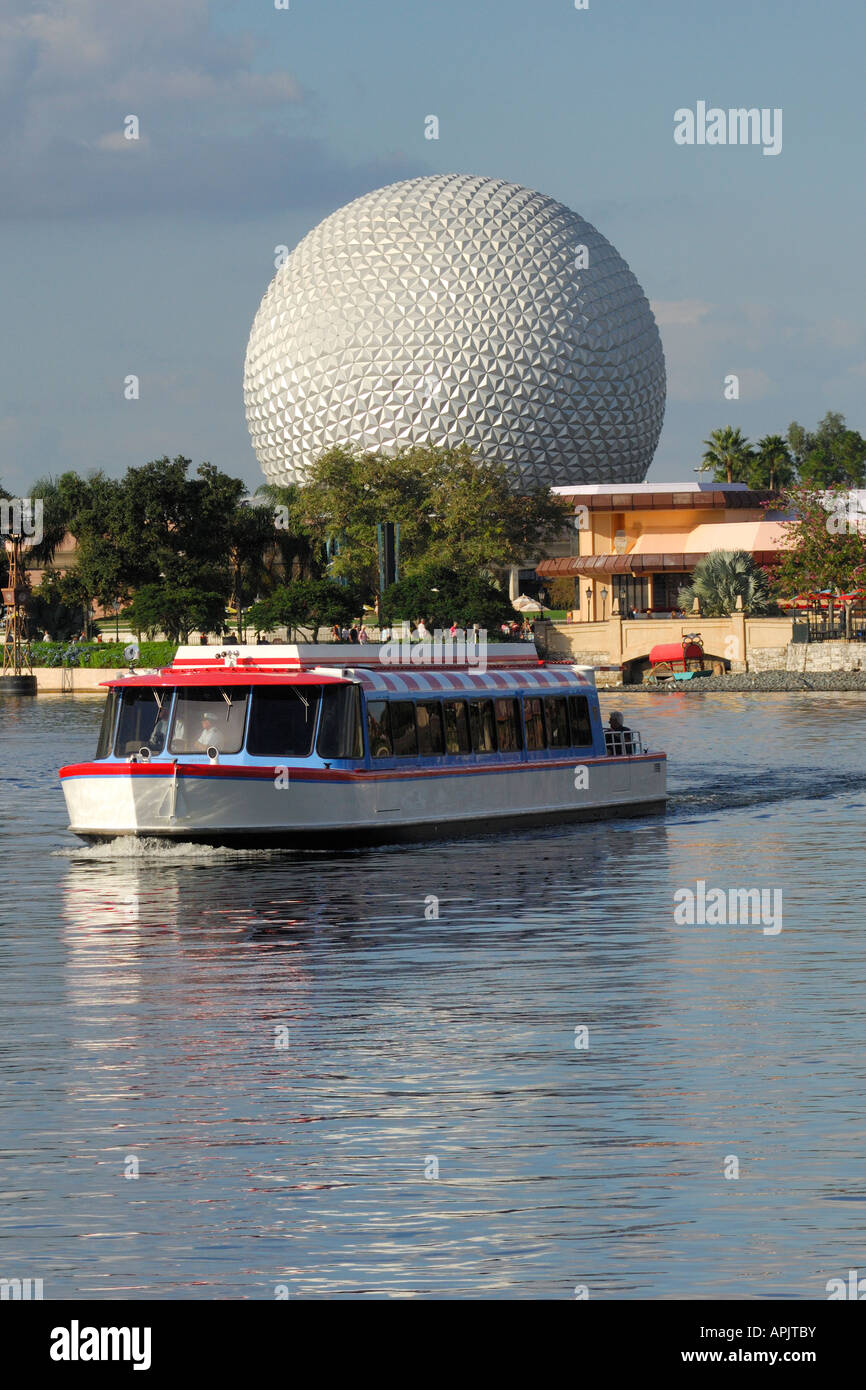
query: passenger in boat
148 708 171 751
608 710 632 755
196 712 225 750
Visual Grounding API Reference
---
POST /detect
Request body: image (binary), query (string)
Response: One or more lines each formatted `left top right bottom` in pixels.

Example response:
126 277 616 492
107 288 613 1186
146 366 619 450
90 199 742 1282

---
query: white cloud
650 299 712 326
95 131 150 152
0 1 402 217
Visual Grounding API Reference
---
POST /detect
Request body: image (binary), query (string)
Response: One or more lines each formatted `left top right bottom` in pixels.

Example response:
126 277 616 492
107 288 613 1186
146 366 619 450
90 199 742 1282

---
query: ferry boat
58 643 666 846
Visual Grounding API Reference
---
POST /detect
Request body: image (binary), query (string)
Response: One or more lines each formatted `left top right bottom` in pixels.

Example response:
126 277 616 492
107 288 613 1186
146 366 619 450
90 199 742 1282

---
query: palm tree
750 435 795 492
698 427 753 484
677 550 773 616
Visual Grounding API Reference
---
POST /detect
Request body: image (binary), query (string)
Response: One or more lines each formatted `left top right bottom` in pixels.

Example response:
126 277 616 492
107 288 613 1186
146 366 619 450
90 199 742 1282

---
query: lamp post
585 585 592 622
601 586 608 621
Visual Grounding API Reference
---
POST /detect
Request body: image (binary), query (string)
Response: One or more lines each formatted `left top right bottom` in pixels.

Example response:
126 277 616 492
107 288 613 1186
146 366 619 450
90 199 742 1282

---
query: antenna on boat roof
123 641 139 673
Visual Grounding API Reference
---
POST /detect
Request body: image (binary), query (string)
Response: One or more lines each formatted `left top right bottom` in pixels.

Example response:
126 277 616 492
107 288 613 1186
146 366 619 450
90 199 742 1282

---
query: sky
1 0 864 496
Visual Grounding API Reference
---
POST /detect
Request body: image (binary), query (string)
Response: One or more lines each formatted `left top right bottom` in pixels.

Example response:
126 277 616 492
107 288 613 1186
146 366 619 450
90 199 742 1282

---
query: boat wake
53 837 278 862
668 767 866 819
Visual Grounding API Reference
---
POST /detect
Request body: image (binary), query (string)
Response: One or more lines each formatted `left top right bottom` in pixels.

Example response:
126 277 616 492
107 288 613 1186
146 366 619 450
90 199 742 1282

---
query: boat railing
604 729 643 756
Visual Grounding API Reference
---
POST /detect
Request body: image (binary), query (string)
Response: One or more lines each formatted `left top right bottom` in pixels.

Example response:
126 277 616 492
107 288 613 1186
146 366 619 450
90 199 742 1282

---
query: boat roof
103 665 589 694
346 666 588 694
102 670 349 689
170 641 542 671
102 642 591 694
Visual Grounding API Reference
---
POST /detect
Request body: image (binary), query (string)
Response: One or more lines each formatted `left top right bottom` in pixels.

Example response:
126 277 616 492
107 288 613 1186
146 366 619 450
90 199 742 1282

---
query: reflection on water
2 693 866 1298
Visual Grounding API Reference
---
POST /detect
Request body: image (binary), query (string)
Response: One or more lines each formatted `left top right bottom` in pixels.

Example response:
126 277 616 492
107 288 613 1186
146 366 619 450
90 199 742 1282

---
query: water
1 692 865 1299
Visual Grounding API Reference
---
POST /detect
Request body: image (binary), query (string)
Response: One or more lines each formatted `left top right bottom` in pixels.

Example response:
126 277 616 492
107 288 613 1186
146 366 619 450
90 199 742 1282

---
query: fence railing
604 729 643 756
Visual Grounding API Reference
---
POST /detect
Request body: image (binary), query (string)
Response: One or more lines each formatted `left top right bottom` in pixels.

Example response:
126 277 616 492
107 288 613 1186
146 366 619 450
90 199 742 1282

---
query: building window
612 574 650 615
651 572 691 611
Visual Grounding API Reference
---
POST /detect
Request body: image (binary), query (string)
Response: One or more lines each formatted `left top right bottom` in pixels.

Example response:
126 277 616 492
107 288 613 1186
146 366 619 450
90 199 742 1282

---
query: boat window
494 698 523 753
317 684 363 759
95 689 120 759
545 696 571 749
390 701 418 757
524 696 546 751
416 701 445 757
247 685 320 757
444 700 471 754
114 687 172 756
468 698 497 754
367 700 392 758
568 694 593 747
170 686 249 754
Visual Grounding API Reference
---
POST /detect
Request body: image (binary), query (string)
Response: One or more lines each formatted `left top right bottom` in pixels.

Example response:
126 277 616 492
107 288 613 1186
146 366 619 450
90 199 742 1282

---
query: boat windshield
95 690 120 759
247 685 322 757
114 687 173 757
170 686 249 754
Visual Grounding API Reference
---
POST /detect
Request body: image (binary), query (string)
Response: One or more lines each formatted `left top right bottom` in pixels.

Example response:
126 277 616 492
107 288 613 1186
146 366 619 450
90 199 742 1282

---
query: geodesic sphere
244 174 666 489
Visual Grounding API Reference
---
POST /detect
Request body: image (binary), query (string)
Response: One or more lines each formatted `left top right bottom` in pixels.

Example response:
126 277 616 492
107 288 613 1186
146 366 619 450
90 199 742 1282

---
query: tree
698 427 754 485
245 579 361 640
128 584 227 643
0 478 10 587
292 443 569 593
749 435 795 492
677 550 774 616
225 502 284 640
790 412 866 487
47 471 132 637
381 564 515 629
27 569 84 641
772 485 866 597
256 482 326 586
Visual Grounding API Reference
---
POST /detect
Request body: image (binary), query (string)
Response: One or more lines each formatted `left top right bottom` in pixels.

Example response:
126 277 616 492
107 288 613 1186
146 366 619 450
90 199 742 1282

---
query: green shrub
29 641 177 669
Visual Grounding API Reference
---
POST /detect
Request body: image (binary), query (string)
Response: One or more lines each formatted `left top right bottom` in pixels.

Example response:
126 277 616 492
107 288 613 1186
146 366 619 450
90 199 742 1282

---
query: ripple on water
2 692 866 1298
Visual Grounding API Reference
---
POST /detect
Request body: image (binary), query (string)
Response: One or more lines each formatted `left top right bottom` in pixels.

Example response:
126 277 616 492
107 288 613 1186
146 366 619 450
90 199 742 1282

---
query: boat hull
60 754 666 847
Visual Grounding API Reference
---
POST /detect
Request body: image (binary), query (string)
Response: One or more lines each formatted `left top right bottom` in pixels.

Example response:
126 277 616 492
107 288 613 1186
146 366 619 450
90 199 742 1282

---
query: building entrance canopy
537 517 788 579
